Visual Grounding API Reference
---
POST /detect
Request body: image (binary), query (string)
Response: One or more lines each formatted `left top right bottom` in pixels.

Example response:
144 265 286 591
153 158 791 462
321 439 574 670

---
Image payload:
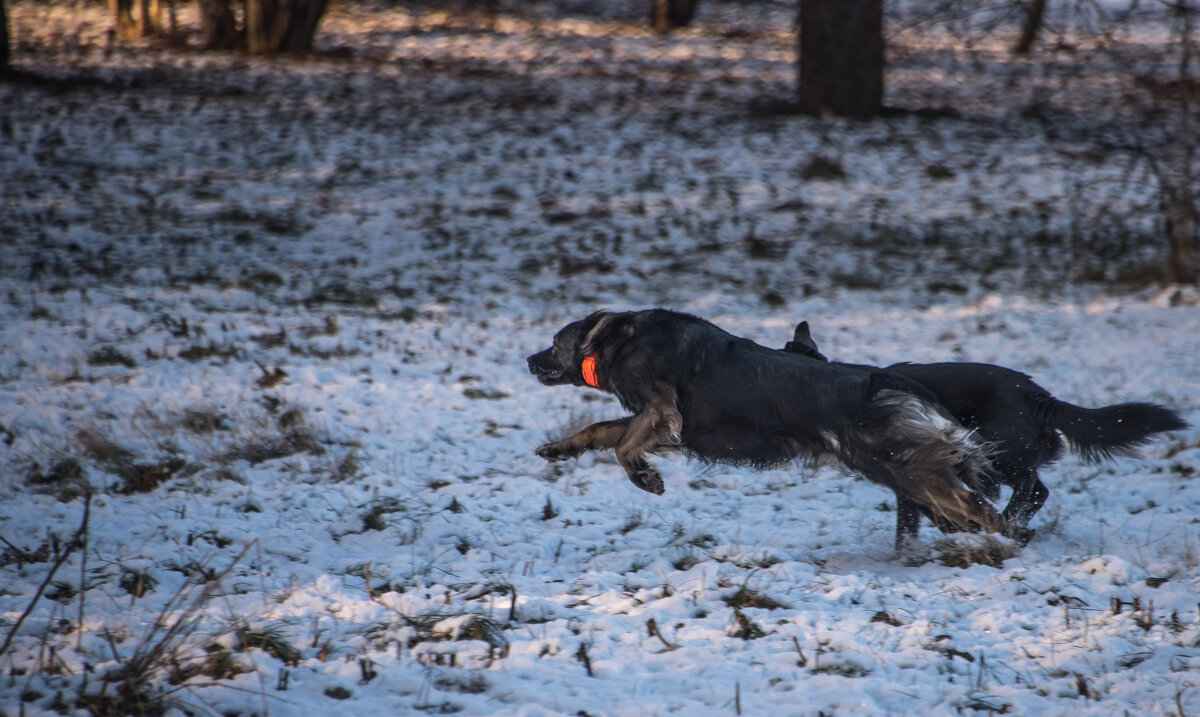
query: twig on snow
0 492 91 658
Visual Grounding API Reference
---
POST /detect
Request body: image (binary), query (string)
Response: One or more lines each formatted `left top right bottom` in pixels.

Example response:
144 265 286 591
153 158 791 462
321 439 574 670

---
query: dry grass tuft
932 533 1020 569
220 429 322 465
434 672 490 694
727 608 766 640
332 448 361 482
0 535 53 569
177 343 238 362
118 566 159 597
77 429 136 467
71 545 254 715
24 456 90 501
88 346 137 369
237 624 302 664
76 429 187 494
179 408 231 434
361 497 406 532
722 586 788 610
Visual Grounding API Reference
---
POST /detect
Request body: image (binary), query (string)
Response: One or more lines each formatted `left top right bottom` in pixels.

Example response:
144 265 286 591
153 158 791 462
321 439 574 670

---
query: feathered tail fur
1039 399 1188 463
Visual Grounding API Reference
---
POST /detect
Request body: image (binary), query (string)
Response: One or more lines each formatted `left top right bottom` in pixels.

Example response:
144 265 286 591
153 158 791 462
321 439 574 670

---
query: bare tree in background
649 0 889 115
103 0 328 53
1014 0 1048 55
199 0 239 50
109 0 163 39
797 0 884 116
245 0 328 54
1 0 10 77
1165 0 1197 284
652 0 699 34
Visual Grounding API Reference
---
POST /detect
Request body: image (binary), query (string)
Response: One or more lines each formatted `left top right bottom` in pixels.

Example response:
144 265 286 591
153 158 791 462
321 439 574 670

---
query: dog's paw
1006 525 1036 546
630 467 665 495
894 538 933 567
535 441 582 462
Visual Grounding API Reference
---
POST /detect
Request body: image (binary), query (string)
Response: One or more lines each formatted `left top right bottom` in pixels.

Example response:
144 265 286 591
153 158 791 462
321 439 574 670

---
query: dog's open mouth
531 367 563 383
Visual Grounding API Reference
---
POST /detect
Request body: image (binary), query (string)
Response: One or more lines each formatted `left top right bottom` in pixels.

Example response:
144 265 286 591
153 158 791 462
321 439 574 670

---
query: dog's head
527 311 628 387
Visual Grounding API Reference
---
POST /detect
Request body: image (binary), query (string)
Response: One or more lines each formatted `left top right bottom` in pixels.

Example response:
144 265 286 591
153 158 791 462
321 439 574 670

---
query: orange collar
581 354 599 388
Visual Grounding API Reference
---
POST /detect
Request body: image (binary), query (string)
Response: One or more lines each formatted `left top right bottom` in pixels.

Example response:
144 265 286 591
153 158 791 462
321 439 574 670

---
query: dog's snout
527 350 551 375
527 348 566 384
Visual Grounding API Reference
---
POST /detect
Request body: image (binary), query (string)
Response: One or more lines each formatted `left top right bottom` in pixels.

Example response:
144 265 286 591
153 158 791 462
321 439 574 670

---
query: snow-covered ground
2 1 1199 715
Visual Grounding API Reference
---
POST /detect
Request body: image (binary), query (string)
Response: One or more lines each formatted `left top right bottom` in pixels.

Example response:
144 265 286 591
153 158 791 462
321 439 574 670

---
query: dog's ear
793 321 816 346
785 321 828 361
580 311 631 356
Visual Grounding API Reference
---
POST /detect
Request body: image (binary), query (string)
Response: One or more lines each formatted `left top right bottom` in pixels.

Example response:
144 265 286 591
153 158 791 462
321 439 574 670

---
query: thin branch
645 618 679 651
0 534 26 554
0 493 91 658
77 491 92 651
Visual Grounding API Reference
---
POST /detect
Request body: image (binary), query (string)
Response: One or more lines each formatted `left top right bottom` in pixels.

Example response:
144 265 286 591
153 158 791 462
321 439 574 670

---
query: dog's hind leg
536 417 632 462
859 389 1005 539
614 386 683 496
894 495 960 549
909 475 1004 538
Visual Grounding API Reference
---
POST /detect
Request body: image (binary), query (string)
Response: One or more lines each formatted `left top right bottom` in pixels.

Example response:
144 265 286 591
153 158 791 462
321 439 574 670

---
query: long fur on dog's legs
534 385 682 495
849 388 1005 545
614 385 682 495
536 417 632 462
909 480 1004 536
534 414 669 494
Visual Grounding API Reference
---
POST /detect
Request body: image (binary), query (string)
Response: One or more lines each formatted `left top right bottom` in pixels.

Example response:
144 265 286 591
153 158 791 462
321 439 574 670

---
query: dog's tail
1041 399 1188 463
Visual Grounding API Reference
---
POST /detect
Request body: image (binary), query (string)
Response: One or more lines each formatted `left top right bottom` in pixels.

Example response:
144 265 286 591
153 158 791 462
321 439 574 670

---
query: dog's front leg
998 468 1045 545
536 417 632 462
614 387 682 496
895 497 923 549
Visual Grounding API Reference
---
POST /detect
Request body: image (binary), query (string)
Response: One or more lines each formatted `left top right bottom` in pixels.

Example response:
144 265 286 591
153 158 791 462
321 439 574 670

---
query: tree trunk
651 0 699 34
245 0 328 54
199 0 239 50
1013 0 1048 56
1167 195 1197 284
797 0 884 117
109 0 162 39
163 0 179 43
1 0 10 78
1167 0 1197 284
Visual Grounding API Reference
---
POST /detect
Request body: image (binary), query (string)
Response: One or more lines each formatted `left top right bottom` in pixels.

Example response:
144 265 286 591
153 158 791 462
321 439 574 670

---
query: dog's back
787 322 1186 470
886 363 1064 470
886 362 1186 467
651 317 879 467
639 313 999 513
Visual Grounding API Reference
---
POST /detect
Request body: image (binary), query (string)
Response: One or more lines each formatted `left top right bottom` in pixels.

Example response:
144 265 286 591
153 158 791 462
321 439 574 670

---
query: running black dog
527 309 1009 548
783 321 1188 542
